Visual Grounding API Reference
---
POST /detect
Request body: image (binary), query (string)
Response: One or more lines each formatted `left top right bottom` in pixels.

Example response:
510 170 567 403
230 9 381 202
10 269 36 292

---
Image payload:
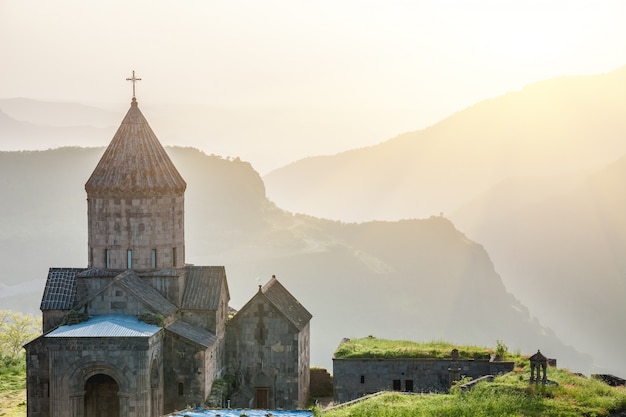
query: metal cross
126 70 142 98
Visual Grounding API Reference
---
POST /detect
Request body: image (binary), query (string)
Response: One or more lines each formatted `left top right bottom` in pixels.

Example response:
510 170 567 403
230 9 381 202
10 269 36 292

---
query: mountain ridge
263 65 626 221
0 146 592 373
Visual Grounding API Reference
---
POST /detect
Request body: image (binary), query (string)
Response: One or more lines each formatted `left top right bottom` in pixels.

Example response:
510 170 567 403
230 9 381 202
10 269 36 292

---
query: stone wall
25 338 50 417
333 358 514 404
42 310 66 333
310 368 333 398
163 332 217 411
86 282 149 316
297 326 311 406
32 333 163 417
225 295 309 409
142 272 185 307
87 194 185 270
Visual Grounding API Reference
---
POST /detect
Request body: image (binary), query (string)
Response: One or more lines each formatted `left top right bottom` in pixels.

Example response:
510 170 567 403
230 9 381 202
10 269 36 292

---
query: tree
0 310 41 358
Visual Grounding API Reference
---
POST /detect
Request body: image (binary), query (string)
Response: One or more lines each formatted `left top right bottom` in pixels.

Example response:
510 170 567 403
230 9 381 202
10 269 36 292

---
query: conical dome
86 97 186 270
85 98 186 198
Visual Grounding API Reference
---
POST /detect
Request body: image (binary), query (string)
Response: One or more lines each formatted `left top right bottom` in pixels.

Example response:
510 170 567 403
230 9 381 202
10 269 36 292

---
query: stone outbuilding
226 276 312 409
24 87 311 417
333 342 514 404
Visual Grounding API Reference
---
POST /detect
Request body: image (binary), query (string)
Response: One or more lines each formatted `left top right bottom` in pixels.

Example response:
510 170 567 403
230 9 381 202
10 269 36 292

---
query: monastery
24 75 312 417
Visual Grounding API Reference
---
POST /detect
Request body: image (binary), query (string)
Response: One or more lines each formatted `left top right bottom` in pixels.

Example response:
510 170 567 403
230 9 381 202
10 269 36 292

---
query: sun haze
1 0 625 171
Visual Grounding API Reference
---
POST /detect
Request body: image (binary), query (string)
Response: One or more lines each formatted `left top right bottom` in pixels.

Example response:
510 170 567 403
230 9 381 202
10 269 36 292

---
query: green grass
333 337 496 360
0 355 26 416
0 356 26 392
323 366 626 417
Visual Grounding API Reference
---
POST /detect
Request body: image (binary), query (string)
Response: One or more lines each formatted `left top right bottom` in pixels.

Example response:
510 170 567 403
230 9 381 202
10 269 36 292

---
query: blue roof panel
46 314 161 338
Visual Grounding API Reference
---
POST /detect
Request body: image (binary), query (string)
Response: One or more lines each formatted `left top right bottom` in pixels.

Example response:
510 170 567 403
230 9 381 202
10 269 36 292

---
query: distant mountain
260 66 626 376
453 154 626 376
0 106 114 150
0 97 419 174
263 65 626 221
0 147 591 373
0 97 119 127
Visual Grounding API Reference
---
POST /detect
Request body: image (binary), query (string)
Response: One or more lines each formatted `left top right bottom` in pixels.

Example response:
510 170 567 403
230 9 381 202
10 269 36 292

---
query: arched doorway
84 374 120 417
253 373 271 409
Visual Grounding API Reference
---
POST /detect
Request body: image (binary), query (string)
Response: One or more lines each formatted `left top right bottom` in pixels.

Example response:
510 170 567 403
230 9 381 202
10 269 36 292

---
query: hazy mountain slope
453 155 626 376
0 105 114 150
263 66 626 221
0 97 119 127
451 171 589 238
0 147 590 372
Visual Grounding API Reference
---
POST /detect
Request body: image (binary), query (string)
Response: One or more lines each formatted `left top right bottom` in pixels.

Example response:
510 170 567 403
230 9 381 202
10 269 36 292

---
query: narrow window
360 375 365 384
151 249 157 268
405 379 414 392
40 379 49 398
172 247 177 267
127 249 132 269
392 380 401 391
105 249 110 268
178 382 184 396
89 247 93 267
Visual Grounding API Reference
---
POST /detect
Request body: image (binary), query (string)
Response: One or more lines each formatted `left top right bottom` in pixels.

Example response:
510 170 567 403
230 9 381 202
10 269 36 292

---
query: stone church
24 90 312 417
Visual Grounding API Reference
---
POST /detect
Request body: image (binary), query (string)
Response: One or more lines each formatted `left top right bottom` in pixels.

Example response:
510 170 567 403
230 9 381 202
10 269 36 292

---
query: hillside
0 100 115 151
263 65 626 221
261 66 626 376
453 154 626 376
0 147 590 372
323 366 626 417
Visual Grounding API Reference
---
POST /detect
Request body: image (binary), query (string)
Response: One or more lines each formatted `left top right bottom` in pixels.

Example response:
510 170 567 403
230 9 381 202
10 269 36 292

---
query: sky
2 0 626 172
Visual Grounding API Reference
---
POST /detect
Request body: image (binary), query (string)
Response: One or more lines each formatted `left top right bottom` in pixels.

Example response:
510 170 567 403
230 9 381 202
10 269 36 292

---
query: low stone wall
310 368 333 398
592 374 626 387
333 357 514 404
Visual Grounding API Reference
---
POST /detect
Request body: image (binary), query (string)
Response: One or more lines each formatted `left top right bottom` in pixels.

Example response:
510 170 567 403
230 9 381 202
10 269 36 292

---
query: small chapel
24 75 312 417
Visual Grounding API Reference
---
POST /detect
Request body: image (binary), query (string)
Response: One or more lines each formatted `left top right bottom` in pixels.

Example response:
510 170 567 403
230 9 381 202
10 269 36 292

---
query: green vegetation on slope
0 310 40 417
322 364 626 417
0 356 27 417
333 337 497 360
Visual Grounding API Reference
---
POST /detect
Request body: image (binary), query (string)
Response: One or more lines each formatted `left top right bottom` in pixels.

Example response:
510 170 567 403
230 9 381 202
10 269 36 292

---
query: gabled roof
530 350 548 362
166 320 218 349
45 314 161 338
40 268 87 310
77 268 119 278
68 270 179 316
262 277 312 331
181 266 229 310
113 271 178 316
84 98 186 198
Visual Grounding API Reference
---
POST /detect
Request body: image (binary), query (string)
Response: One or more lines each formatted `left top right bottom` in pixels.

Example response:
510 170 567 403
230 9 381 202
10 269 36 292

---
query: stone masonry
333 357 515 404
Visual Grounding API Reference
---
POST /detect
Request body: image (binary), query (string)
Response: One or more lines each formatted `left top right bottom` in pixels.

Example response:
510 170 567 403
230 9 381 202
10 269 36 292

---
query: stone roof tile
40 268 86 311
166 320 218 348
181 266 228 310
115 271 178 316
84 98 186 198
262 276 312 331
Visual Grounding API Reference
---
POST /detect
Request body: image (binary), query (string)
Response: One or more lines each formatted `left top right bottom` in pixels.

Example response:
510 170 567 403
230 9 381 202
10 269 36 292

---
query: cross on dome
126 70 142 99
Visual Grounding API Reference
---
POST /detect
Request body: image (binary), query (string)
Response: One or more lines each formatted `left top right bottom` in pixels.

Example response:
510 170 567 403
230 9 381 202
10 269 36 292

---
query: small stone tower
85 97 187 270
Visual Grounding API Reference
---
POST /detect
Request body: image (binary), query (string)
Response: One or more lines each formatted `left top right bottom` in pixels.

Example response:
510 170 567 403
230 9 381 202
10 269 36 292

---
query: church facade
24 93 311 417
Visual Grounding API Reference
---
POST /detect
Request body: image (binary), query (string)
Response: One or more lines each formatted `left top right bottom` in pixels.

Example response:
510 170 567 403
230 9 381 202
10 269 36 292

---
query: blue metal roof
45 314 161 338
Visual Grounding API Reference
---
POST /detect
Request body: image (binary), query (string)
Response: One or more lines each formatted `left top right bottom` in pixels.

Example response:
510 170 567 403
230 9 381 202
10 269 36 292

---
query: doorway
84 374 119 417
254 387 269 409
